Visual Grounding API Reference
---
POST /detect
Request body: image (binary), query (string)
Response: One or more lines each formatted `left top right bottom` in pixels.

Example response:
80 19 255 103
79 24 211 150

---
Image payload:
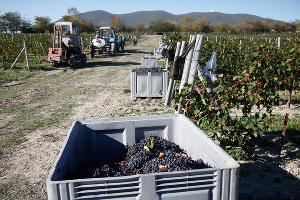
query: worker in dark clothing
133 36 138 46
116 37 120 53
89 41 95 59
120 36 125 51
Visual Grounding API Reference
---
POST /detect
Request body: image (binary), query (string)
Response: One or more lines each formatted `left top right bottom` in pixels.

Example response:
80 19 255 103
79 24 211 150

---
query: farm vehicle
92 26 117 56
48 22 86 67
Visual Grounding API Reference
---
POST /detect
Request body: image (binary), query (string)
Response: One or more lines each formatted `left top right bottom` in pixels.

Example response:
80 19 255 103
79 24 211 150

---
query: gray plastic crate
141 56 158 68
47 114 239 200
131 68 168 100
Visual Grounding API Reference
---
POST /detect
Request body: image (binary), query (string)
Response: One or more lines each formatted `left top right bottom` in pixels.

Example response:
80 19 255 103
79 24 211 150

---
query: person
89 41 95 59
115 37 120 53
120 36 125 51
133 36 138 46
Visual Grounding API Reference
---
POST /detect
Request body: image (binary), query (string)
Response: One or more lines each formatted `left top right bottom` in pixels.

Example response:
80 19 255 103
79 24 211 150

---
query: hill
80 10 266 26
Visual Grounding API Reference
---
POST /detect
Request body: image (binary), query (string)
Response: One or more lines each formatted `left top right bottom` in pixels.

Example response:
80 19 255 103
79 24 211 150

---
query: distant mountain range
80 10 268 26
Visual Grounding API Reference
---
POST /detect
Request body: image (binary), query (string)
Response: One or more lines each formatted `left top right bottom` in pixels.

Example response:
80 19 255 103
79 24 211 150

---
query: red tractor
48 22 86 67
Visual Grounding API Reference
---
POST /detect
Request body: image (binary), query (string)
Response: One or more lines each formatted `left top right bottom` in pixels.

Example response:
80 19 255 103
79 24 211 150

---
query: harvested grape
91 136 209 178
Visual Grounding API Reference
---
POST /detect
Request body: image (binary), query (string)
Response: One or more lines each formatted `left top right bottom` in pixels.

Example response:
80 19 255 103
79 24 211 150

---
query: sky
0 0 299 23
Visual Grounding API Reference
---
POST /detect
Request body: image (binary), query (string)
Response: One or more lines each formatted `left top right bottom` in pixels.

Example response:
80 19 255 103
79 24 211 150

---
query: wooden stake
239 40 242 50
24 41 30 70
280 113 289 153
38 42 47 60
10 46 25 69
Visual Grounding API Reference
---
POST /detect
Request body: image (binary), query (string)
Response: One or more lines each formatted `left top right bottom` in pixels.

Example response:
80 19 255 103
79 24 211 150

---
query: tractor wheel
69 55 77 67
107 47 111 57
51 62 58 67
81 54 87 66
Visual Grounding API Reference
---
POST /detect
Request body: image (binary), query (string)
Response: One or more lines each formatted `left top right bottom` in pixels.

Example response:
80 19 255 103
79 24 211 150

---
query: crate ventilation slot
73 177 140 199
155 170 218 193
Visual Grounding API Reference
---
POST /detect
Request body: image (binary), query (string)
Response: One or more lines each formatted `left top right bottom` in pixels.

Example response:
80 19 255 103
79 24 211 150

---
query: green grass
0 59 56 85
279 89 300 104
0 71 93 156
0 69 34 84
0 102 76 156
267 114 300 146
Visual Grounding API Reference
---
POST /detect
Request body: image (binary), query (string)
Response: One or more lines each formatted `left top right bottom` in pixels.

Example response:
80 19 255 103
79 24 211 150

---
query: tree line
146 15 300 33
0 8 94 34
1 9 300 34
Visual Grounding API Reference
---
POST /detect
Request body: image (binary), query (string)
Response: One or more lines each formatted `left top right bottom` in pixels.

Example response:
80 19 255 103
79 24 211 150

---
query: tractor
48 22 86 67
92 26 117 56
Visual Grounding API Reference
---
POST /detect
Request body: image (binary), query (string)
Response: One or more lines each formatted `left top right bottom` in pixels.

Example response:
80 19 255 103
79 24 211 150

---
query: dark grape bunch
91 136 208 178
132 68 166 73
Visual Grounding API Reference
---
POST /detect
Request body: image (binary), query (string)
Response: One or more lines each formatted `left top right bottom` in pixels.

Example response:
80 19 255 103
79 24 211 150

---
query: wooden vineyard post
278 37 281 50
24 41 30 70
239 40 242 50
165 42 182 106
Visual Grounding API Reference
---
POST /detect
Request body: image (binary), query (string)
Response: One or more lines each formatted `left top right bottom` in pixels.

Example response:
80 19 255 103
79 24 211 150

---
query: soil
0 35 299 200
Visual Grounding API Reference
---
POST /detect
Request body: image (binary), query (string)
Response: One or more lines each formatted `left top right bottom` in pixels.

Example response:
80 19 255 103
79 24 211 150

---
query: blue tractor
92 26 117 56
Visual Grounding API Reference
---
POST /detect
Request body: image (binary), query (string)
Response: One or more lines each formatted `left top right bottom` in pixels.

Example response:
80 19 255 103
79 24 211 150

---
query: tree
163 21 179 32
136 22 145 32
123 24 136 32
192 16 211 33
273 21 292 32
213 22 224 32
240 19 255 32
67 7 80 21
149 20 179 32
61 15 75 22
111 16 124 32
20 20 34 33
296 21 300 32
61 8 95 33
179 15 194 32
1 12 22 33
0 17 8 33
34 16 52 33
80 20 95 32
